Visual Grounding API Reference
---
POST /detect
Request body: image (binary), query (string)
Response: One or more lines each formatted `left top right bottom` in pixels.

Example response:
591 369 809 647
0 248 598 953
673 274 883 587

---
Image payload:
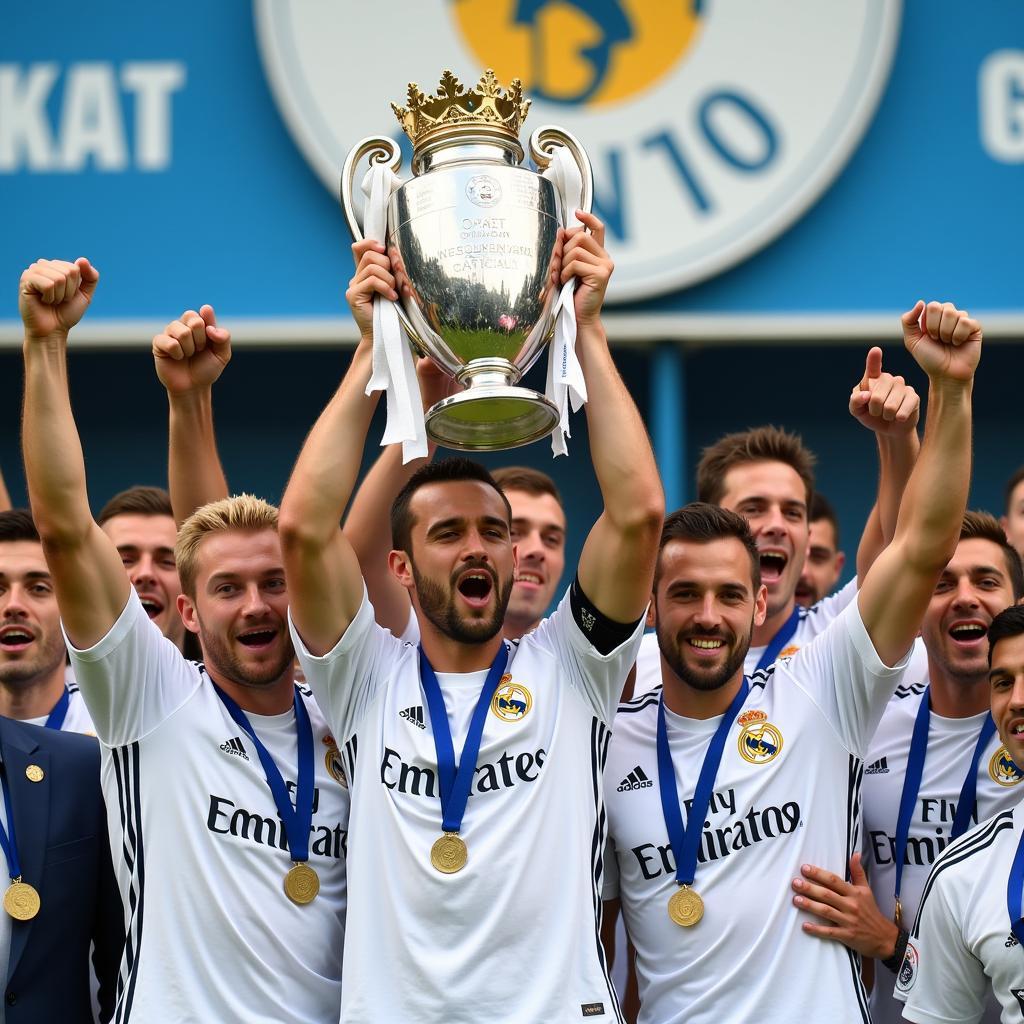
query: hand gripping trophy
341 69 593 452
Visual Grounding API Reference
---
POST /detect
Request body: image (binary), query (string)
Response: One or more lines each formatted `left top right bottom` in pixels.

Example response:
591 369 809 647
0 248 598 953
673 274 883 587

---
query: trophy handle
339 135 403 242
528 125 593 217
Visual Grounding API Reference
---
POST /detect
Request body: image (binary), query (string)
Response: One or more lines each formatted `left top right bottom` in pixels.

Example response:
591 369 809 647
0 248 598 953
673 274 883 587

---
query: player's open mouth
0 626 34 652
457 570 494 608
138 595 164 619
948 620 987 648
759 550 788 584
686 636 726 658
1010 720 1024 738
237 629 277 650
515 571 544 590
794 579 814 601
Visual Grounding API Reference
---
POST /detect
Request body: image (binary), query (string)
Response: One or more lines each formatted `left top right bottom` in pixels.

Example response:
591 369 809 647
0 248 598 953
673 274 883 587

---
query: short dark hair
959 510 1024 601
1004 467 1024 515
491 466 563 508
987 603 1024 666
656 502 761 590
697 426 815 508
0 509 40 544
98 486 174 526
809 493 840 545
390 457 512 552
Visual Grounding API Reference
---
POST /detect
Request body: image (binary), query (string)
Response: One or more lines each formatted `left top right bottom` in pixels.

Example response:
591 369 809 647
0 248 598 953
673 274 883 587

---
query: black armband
881 927 910 974
570 575 642 656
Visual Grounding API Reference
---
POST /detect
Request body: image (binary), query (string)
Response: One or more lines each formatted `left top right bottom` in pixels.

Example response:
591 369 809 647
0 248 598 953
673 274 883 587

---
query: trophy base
426 387 560 452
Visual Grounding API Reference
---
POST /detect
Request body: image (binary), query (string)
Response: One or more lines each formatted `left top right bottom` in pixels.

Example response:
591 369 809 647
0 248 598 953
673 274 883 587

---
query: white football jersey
23 679 96 734
897 805 1024 1024
604 601 910 1024
864 682 1021 1024
291 587 642 1024
66 591 349 1024
633 577 858 698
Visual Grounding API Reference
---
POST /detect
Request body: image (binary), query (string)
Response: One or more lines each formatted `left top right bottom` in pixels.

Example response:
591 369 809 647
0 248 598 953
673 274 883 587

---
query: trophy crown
392 70 531 151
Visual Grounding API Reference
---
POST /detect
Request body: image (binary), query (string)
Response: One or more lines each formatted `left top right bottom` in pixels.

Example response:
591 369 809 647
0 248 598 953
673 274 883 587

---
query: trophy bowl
341 70 593 451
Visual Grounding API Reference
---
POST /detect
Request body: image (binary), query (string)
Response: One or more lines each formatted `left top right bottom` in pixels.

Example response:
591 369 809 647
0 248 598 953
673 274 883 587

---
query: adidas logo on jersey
865 756 890 775
399 705 426 730
618 766 653 792
219 736 249 761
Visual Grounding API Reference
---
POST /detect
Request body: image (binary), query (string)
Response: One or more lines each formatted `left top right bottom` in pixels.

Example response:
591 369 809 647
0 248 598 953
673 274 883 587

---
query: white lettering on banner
980 50 1024 162
0 61 186 172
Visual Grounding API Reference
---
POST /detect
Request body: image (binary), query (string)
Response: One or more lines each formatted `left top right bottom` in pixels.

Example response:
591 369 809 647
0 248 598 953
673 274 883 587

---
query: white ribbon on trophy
542 146 588 457
361 163 429 464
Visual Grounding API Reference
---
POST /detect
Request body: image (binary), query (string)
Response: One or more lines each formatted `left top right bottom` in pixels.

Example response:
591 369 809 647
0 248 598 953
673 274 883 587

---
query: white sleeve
288 586 404 744
896 875 987 1024
398 607 421 644
527 590 645 724
785 600 911 756
63 588 201 747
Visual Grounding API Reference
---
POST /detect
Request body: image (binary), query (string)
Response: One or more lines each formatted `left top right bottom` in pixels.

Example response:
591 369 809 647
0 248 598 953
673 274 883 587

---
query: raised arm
153 304 231 524
570 212 665 623
0 464 11 511
849 346 921 579
19 258 130 648
857 302 981 666
342 358 453 636
278 240 392 654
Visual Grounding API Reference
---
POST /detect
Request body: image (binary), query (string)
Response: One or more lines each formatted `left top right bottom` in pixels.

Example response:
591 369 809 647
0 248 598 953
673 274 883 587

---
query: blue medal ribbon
656 678 749 888
212 683 315 864
755 606 801 674
43 687 70 731
950 714 997 838
893 689 998 921
418 643 509 835
0 767 24 882
1006 821 1024 948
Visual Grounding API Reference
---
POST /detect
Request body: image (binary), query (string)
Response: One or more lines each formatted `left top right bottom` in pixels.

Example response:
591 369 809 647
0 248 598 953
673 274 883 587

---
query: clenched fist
19 258 99 341
153 305 232 395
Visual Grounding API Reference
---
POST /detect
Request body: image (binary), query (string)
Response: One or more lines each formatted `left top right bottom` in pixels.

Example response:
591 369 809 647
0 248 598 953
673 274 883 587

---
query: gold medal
668 885 704 927
283 862 320 905
4 879 40 921
894 897 903 929
430 832 468 874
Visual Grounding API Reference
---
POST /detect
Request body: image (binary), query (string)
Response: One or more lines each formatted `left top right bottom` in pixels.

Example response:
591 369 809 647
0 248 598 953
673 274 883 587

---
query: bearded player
603 300 980 1023
281 213 664 1022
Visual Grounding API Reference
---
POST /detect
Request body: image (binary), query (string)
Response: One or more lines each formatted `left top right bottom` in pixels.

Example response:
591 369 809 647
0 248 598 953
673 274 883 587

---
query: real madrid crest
989 746 1024 787
737 709 783 765
491 674 532 722
322 734 348 788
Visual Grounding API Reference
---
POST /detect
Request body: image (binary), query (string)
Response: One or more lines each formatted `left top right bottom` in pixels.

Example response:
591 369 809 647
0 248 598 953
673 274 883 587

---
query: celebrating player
0 510 94 731
796 511 1023 1024
896 603 1024 1023
632 347 920 694
796 493 847 607
603 300 980 1023
280 214 664 1022
18 258 349 1023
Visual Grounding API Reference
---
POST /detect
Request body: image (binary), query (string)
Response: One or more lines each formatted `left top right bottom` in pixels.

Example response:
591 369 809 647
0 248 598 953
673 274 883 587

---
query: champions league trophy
341 69 593 451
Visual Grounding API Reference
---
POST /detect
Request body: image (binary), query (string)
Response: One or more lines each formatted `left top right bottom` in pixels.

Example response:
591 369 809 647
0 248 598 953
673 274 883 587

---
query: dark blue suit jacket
0 717 123 1022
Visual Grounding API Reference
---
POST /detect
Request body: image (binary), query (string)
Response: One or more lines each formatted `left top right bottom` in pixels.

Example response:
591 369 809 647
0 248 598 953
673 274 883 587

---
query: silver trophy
340 69 593 451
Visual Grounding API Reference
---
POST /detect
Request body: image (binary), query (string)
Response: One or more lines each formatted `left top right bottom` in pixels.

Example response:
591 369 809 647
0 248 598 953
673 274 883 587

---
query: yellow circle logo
491 679 533 722
738 720 784 765
453 0 704 109
989 746 1024 787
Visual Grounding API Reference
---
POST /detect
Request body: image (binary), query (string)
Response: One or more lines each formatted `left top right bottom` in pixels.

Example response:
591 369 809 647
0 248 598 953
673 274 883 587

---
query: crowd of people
0 218 1020 1023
